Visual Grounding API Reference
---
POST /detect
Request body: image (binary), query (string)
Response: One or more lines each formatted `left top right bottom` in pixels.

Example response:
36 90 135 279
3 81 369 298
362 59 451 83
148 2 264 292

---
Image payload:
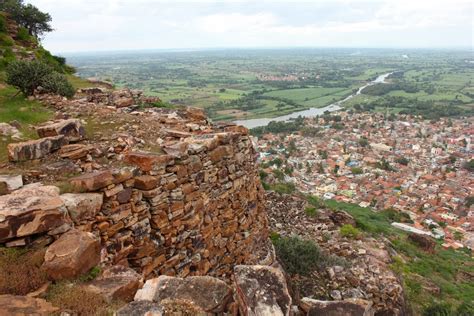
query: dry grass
46 282 121 316
0 247 49 295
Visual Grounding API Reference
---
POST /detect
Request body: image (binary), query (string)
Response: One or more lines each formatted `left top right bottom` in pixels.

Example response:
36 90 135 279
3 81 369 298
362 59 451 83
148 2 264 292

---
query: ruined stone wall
67 129 269 279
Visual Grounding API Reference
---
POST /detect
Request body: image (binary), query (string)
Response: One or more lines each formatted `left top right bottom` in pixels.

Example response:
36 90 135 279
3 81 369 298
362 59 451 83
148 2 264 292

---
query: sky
29 0 474 53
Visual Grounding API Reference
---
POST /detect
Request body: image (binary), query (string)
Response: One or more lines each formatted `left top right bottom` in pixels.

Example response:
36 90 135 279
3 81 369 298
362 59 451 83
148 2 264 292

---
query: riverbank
234 72 393 129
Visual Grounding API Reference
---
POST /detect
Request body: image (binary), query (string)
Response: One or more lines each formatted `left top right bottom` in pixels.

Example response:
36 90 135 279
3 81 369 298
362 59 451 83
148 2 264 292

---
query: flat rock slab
117 301 164 316
124 151 174 172
43 228 100 281
0 295 59 315
70 170 114 192
7 135 67 162
0 183 68 243
234 265 292 316
136 276 232 314
36 119 85 142
300 298 375 316
86 265 142 303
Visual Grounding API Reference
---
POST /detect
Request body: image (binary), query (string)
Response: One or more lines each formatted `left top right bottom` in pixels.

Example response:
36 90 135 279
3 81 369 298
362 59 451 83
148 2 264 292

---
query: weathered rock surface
408 233 436 252
70 170 114 192
36 119 86 142
234 265 292 316
0 295 59 315
117 301 164 316
300 298 375 316
43 229 100 280
7 135 68 162
0 122 22 140
60 193 103 224
86 265 142 303
137 276 232 314
0 174 23 195
0 184 68 242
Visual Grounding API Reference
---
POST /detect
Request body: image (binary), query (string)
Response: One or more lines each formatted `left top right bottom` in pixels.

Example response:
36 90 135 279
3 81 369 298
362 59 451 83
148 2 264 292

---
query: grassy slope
324 199 474 315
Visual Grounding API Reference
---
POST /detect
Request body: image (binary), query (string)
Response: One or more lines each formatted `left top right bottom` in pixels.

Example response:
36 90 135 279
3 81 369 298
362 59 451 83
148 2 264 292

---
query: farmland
66 48 474 121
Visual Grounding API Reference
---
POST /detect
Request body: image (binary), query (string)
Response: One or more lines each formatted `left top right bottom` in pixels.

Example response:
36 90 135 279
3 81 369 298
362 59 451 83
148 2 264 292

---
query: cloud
27 0 473 52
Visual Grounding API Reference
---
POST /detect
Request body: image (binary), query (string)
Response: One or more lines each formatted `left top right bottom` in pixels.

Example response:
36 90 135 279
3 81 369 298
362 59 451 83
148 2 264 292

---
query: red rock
36 119 85 142
0 184 69 243
161 142 189 158
134 175 159 190
125 151 174 172
70 170 114 192
43 229 101 281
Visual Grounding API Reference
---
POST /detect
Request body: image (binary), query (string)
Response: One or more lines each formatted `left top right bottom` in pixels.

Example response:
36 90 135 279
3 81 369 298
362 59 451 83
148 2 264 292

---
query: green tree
0 0 52 38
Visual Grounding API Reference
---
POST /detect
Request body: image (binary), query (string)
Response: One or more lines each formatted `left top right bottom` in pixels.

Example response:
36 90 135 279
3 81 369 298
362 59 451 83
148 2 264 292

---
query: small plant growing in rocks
340 224 361 239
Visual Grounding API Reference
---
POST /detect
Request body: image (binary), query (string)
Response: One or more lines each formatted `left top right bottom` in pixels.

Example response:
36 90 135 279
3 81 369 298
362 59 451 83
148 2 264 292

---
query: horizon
28 0 474 54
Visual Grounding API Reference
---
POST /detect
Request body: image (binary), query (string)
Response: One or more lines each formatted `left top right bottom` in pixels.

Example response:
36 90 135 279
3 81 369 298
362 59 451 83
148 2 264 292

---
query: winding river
233 72 393 129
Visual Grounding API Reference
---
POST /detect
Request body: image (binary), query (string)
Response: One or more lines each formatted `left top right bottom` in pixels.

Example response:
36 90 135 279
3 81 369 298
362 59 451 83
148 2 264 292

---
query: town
255 112 474 250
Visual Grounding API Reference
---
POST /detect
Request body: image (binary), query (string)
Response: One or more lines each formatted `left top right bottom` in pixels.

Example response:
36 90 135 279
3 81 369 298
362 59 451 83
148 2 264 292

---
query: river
233 72 393 129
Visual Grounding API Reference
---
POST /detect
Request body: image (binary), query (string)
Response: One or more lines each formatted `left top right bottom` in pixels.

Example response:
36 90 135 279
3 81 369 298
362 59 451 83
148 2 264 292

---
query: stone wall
1 128 269 280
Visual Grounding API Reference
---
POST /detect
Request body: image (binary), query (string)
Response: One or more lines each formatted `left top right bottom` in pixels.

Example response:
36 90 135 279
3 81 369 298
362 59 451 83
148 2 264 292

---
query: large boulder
234 265 292 316
7 135 68 162
135 276 232 314
86 265 142 303
0 295 59 315
60 193 103 224
117 301 164 316
36 119 86 142
299 298 375 316
43 229 100 280
0 184 69 243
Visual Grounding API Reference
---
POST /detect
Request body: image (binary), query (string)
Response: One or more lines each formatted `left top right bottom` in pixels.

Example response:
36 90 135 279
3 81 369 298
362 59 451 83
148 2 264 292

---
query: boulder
234 265 292 316
161 142 189 158
134 175 159 190
117 301 164 316
329 210 356 227
0 184 69 243
408 233 436 252
0 295 59 315
86 265 142 303
299 298 375 316
36 119 86 142
43 229 100 280
0 174 23 195
59 144 95 159
0 122 22 139
70 170 114 192
136 276 232 314
7 135 68 162
185 107 207 121
60 193 103 224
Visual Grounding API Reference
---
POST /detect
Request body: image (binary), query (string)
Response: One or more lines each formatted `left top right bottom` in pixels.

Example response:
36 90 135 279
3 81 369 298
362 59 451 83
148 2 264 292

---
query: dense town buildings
255 112 474 249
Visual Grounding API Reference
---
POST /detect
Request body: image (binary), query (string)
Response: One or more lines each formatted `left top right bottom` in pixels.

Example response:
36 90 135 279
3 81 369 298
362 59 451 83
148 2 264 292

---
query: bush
351 167 363 175
6 60 52 95
16 26 31 41
6 60 75 97
305 207 318 217
0 247 48 295
41 72 75 98
340 224 361 239
0 33 14 46
0 14 6 33
270 182 295 194
273 236 346 275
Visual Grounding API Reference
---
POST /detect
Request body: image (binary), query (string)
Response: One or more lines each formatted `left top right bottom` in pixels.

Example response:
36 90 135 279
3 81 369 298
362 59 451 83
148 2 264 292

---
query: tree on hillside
0 0 52 38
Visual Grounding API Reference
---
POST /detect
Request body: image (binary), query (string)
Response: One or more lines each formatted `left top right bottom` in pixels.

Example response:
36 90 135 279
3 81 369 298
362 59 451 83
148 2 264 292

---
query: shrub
0 33 14 46
273 236 346 275
305 206 318 217
340 224 361 239
0 247 48 295
270 182 295 194
6 60 52 95
0 14 6 33
16 26 31 41
351 167 363 175
41 72 75 98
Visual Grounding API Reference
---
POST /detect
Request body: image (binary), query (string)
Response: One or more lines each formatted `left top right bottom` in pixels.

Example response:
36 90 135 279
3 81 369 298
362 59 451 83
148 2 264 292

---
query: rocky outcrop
0 184 69 243
7 135 68 162
36 119 86 142
0 295 59 315
408 233 436 253
234 265 292 316
42 229 100 280
300 297 374 316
